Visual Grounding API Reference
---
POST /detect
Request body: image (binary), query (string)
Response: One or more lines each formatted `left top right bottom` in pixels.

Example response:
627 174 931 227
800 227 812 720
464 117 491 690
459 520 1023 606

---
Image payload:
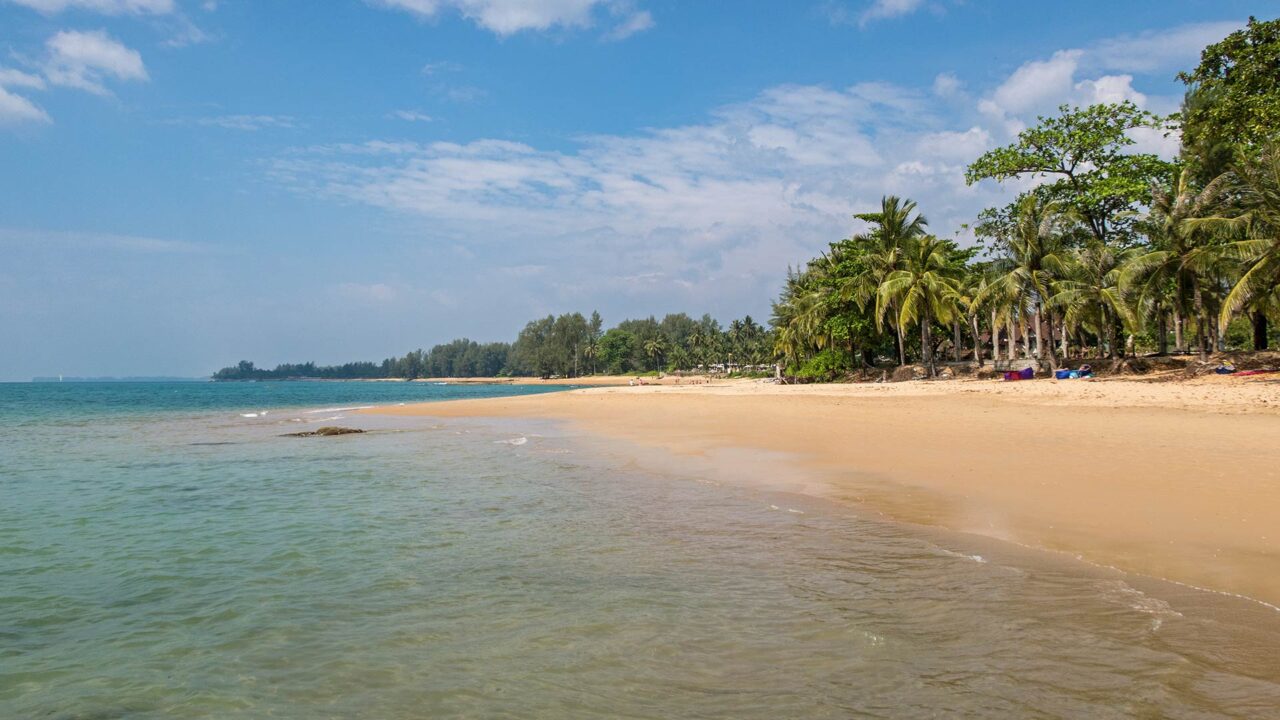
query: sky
0 0 1265 379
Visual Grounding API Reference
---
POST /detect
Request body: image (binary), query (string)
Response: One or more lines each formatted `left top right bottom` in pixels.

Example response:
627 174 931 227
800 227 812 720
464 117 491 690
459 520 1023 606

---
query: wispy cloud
43 29 148 95
0 227 213 253
0 85 50 124
859 0 925 25
603 9 652 41
4 0 174 14
182 114 298 131
390 109 433 122
373 0 651 38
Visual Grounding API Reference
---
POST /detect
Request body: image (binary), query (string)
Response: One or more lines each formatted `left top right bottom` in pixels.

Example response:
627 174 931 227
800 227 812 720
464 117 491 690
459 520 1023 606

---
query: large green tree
1179 17 1280 168
966 102 1173 248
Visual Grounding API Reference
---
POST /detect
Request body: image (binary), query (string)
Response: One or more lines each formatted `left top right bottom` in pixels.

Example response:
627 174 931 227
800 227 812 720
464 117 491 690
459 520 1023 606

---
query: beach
368 375 1280 608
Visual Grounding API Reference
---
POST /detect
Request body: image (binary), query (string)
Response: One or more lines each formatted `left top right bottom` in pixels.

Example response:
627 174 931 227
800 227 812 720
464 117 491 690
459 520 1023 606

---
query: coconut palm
1052 244 1139 358
841 196 929 366
978 194 1070 367
875 235 963 376
1219 143 1280 345
643 336 668 372
583 337 600 375
1124 166 1235 359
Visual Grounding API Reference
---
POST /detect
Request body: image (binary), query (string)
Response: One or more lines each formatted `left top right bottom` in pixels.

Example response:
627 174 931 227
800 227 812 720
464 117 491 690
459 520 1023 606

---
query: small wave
495 437 528 446
1097 580 1183 631
240 413 259 418
303 406 374 414
938 548 988 564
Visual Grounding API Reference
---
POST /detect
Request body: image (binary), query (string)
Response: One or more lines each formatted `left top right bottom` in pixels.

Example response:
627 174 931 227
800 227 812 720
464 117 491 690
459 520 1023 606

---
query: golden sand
365 375 1280 605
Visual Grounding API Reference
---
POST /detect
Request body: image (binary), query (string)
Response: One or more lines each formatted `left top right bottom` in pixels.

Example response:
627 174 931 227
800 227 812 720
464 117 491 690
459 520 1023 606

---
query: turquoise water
3 382 1279 718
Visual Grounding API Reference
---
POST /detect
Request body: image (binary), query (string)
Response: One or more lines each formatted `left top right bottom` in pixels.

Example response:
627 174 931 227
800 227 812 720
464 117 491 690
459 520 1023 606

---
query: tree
1179 17 1280 165
1052 244 1138 359
966 102 1172 247
841 196 929 365
977 194 1070 367
876 235 963 377
1123 166 1236 358
643 336 667 372
598 328 636 375
1220 143 1280 348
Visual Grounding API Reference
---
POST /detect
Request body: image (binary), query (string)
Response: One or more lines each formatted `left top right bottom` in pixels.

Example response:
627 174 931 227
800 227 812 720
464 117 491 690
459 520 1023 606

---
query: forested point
212 312 772 380
218 18 1280 383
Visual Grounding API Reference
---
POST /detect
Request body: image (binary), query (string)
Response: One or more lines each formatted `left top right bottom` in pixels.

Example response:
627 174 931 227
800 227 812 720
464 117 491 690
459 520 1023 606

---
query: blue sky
0 0 1264 379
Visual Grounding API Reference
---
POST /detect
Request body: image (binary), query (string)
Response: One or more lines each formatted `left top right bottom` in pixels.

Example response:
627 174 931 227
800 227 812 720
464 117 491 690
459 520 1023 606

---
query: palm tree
583 337 600 375
1124 166 1235 359
771 268 831 372
1052 244 1138 359
841 196 929 366
876 235 963 376
1219 143 1280 346
643 336 668 372
978 195 1070 368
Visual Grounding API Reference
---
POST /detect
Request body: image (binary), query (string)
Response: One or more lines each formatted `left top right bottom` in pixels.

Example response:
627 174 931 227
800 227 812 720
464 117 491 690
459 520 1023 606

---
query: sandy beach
367 375 1280 607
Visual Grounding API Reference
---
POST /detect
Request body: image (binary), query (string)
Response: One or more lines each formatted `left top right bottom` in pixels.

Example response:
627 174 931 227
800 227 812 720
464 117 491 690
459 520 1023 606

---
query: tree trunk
1019 311 1030 359
953 320 962 363
921 311 934 377
971 315 984 367
1254 310 1269 351
1173 307 1185 354
1058 313 1069 361
1007 311 1017 361
1156 305 1168 356
991 309 1001 364
1034 306 1045 364
895 323 906 366
1194 284 1209 362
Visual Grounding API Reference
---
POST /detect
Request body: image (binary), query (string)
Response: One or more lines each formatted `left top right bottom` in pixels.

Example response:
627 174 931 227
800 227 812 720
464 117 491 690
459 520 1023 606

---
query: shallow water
2 383 1278 718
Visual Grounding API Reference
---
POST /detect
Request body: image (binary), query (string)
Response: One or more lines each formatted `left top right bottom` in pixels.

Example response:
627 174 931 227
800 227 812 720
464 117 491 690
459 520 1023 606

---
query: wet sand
364 376 1280 607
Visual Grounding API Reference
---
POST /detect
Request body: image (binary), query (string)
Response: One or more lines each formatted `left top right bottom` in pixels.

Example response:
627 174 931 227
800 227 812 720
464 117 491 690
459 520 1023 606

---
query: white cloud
987 49 1081 117
184 114 296 130
391 110 434 122
0 68 47 89
931 72 961 98
859 0 924 26
604 9 652 40
268 79 992 312
1089 20 1242 74
43 29 147 95
0 227 210 253
4 0 173 13
1074 74 1146 107
0 85 50 124
374 0 647 37
337 282 398 304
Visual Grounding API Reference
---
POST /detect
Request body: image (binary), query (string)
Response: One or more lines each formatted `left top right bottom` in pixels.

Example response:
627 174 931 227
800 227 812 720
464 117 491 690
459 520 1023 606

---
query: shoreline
363 375 1280 607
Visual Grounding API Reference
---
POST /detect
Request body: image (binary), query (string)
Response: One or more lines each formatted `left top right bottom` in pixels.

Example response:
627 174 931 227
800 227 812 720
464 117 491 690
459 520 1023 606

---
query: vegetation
213 312 772 380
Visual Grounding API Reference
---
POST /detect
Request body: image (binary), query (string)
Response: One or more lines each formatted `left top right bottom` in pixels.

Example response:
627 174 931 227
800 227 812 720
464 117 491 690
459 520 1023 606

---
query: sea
2 381 1279 719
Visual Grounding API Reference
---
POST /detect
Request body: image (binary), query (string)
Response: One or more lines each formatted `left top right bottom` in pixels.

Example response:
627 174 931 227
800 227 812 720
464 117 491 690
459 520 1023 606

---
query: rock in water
283 426 366 437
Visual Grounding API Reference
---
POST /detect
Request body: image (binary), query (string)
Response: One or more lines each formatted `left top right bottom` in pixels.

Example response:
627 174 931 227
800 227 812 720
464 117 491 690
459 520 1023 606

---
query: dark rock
283 426 365 437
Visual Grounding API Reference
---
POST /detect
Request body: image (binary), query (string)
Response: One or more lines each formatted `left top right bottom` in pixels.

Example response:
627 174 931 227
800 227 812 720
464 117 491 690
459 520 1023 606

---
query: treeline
212 312 773 380
212 339 511 381
773 17 1280 379
508 311 771 377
